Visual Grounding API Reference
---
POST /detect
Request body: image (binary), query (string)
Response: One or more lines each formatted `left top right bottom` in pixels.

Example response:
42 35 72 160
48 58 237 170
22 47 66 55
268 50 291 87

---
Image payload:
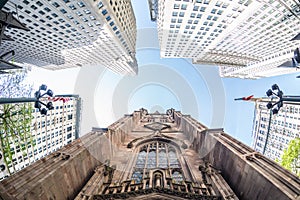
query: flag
234 95 254 101
48 97 70 103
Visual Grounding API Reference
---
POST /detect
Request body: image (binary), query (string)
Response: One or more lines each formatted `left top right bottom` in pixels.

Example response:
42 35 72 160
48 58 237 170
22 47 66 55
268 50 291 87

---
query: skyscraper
0 0 138 75
251 98 300 163
0 95 81 181
155 0 300 79
1 109 299 199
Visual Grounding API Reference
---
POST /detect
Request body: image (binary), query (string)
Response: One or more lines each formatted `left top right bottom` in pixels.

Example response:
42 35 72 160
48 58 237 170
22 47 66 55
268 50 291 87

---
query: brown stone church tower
0 109 299 200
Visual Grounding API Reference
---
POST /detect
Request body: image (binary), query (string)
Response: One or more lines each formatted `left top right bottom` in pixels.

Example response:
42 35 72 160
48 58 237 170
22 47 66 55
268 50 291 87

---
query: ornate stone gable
75 109 238 200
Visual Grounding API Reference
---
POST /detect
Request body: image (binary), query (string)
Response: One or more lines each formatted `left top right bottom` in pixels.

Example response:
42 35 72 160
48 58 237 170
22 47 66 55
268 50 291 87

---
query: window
102 9 108 15
132 170 143 183
147 150 156 168
136 150 146 168
67 126 72 132
98 2 103 9
60 9 67 14
169 150 180 168
52 2 60 8
158 150 168 168
69 4 76 10
172 171 183 183
131 142 183 182
84 9 91 14
39 10 45 15
67 133 72 139
77 1 85 7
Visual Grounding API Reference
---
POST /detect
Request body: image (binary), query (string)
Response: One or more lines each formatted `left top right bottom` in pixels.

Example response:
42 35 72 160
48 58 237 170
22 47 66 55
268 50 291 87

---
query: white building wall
252 101 300 162
0 96 81 181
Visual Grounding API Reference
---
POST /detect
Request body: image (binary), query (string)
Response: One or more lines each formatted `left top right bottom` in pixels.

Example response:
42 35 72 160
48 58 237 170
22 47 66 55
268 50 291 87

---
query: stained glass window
169 150 180 168
172 171 183 183
147 150 156 168
136 150 146 168
158 150 168 168
132 169 143 183
131 141 183 182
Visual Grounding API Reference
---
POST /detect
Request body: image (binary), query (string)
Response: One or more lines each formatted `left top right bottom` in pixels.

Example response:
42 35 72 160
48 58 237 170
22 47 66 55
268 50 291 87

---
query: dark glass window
102 9 108 15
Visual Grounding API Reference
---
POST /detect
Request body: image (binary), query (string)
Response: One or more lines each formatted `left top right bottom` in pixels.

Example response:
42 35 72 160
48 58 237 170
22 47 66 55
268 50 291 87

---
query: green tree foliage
0 103 33 174
0 70 34 174
281 138 300 177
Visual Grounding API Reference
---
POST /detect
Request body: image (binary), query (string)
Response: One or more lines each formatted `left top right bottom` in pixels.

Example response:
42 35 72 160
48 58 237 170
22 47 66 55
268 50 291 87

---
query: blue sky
25 0 300 146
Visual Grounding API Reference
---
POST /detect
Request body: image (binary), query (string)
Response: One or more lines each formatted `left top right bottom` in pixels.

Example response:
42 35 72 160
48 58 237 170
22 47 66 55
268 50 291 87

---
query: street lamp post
33 84 54 115
266 84 300 114
0 84 54 115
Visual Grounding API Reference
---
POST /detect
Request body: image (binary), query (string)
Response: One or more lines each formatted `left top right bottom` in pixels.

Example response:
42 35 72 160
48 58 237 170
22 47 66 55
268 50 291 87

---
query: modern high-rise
251 98 300 163
155 0 300 79
1 0 138 75
0 108 299 199
0 95 81 181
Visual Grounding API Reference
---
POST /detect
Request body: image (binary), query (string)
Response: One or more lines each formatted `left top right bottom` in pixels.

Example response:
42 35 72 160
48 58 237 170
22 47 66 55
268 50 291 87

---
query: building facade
0 108 299 200
252 99 300 163
1 0 138 75
148 0 159 21
0 95 81 181
155 0 300 79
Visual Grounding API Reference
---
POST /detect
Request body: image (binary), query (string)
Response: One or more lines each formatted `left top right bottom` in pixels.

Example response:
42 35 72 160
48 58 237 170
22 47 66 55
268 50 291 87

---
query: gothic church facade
0 109 299 200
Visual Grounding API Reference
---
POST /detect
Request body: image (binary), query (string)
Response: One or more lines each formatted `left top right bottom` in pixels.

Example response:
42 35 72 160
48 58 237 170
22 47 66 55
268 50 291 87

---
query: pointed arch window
131 141 183 182
135 150 146 168
169 150 180 168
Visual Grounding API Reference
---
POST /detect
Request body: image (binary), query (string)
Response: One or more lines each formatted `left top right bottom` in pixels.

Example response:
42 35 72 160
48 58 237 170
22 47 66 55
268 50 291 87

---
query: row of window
213 1 297 59
17 0 99 49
